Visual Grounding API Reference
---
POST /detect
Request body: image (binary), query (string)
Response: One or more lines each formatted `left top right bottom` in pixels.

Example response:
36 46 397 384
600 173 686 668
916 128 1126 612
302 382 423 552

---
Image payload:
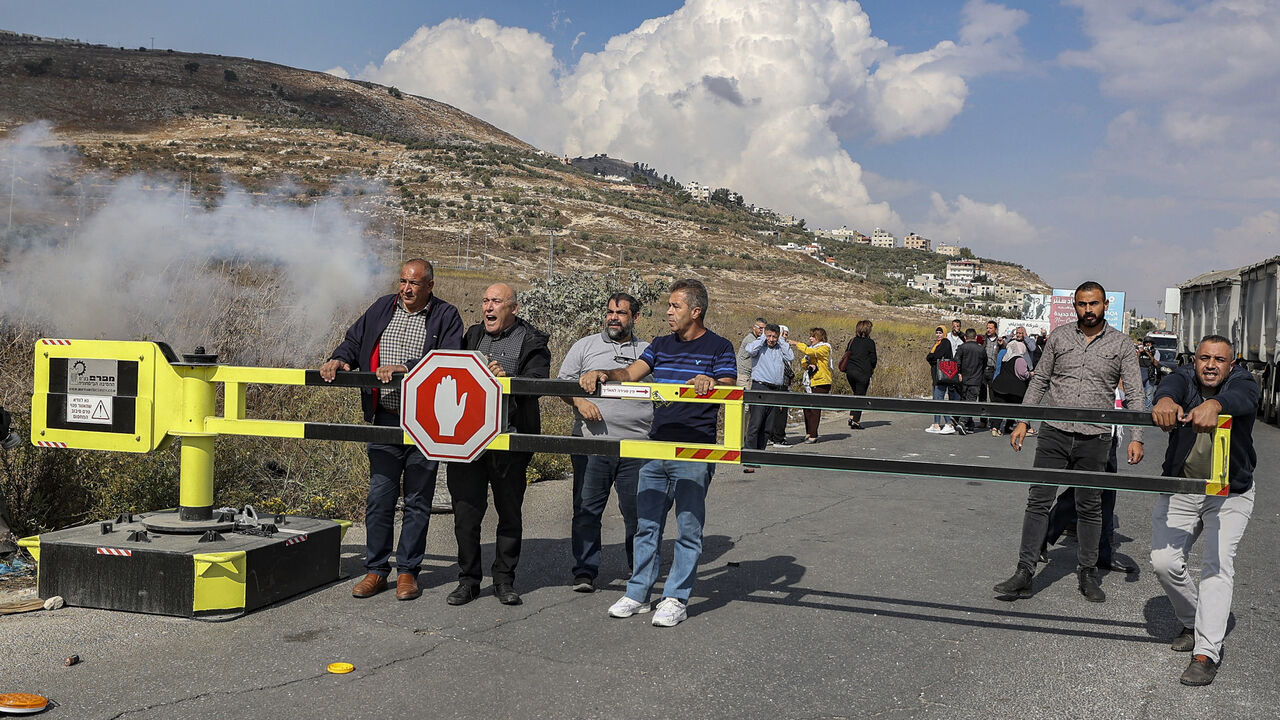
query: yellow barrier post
178 367 217 521
27 340 349 618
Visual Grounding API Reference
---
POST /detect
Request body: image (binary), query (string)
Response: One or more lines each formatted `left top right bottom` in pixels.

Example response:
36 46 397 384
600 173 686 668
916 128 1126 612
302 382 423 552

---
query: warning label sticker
599 384 652 399
67 359 119 395
67 394 113 425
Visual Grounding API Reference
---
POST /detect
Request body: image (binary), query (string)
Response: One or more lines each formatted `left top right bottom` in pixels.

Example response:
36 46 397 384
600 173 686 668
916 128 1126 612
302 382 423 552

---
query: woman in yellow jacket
790 327 833 443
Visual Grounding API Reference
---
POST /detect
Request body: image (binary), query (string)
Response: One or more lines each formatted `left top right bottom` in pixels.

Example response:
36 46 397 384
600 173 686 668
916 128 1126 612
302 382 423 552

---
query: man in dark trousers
954 328 986 432
994 281 1145 603
1150 335 1259 686
446 282 550 607
321 258 464 602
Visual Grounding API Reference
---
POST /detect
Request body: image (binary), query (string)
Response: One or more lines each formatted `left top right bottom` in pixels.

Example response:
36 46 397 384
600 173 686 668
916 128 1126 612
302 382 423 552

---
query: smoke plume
0 123 389 366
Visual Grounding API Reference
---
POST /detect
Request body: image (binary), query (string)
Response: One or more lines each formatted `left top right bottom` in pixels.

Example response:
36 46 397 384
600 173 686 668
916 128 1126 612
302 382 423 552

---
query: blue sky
7 1 1279 315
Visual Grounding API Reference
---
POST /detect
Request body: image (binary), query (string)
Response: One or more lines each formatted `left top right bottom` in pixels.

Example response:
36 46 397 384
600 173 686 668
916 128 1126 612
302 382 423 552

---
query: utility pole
483 234 488 271
400 212 405 265
465 231 471 270
548 229 554 278
6 155 14 237
456 235 462 269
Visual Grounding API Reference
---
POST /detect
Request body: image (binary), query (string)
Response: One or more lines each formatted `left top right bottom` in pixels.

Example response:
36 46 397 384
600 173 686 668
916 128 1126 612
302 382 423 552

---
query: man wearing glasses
557 293 652 593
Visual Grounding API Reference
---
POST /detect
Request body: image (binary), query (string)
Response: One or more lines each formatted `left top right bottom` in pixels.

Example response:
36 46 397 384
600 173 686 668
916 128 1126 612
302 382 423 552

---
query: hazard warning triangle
92 400 110 420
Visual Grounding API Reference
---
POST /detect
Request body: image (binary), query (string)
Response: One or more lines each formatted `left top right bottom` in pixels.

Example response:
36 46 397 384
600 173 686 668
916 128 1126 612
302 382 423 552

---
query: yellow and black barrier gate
20 340 1230 618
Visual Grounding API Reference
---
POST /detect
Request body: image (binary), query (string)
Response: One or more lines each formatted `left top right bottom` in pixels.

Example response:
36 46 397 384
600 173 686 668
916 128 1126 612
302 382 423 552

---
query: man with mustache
321 258 464 602
579 278 736 628
1150 335 1258 686
557 293 652 593
446 282 550 607
994 281 1146 603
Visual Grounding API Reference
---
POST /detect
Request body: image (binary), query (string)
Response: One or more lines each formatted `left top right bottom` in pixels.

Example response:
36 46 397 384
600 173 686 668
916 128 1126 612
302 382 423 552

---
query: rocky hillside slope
0 33 1047 320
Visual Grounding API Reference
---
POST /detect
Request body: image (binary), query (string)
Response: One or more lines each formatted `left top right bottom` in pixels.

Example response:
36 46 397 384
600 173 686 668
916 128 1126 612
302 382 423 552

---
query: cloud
916 192 1038 247
358 18 566 149
358 0 1028 230
1061 1 1280 199
323 66 350 79
570 31 586 52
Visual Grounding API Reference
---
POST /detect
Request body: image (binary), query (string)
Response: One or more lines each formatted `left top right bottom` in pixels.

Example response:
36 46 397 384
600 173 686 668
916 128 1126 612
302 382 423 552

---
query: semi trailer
1178 255 1280 424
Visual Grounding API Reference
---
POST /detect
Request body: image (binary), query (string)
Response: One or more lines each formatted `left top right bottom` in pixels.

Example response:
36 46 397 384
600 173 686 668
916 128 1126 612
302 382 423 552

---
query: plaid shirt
1022 322 1146 443
376 299 429 412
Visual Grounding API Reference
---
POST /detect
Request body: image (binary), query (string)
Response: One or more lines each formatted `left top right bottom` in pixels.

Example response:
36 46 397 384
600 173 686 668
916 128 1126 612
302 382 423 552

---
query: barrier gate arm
205 369 745 464
30 342 1228 496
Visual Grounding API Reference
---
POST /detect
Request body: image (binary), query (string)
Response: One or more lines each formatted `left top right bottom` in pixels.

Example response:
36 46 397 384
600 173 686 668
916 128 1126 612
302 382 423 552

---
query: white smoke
0 123 388 365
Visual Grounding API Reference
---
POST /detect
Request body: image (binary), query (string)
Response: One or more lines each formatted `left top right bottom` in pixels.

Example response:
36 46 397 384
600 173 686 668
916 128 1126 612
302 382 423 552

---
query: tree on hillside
184 62 200 74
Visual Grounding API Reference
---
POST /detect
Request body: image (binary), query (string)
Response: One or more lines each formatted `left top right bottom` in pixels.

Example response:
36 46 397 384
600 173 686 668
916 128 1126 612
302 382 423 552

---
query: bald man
445 283 551 607
322 258 463 602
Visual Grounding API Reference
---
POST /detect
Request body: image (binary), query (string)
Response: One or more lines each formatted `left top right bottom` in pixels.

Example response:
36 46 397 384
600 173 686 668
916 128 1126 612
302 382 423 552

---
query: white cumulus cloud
357 0 1029 231
917 192 1039 248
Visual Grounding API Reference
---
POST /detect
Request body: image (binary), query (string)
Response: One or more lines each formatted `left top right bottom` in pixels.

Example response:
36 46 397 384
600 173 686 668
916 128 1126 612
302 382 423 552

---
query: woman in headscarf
926 326 959 434
989 339 1033 436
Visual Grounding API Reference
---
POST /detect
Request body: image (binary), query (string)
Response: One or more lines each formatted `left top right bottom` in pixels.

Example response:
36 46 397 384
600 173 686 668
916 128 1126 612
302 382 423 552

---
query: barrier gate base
21 513 350 620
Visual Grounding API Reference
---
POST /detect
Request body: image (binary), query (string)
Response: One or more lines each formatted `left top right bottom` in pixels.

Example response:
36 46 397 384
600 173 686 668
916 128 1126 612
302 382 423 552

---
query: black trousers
769 398 788 442
746 380 784 449
845 373 870 422
1016 426 1111 571
1044 437 1121 565
447 451 532 587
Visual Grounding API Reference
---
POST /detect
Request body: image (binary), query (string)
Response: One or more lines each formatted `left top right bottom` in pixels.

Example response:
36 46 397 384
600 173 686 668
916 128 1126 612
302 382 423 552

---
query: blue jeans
626 459 714 603
571 454 641 579
365 441 438 577
932 383 961 425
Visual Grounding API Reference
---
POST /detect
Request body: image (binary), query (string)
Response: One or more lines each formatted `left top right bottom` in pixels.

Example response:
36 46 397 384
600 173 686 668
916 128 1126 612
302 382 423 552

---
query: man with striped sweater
579 278 737 628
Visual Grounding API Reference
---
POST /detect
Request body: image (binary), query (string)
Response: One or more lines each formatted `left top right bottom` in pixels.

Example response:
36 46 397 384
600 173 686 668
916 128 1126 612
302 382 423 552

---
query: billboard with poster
998 318 1050 339
1051 288 1125 330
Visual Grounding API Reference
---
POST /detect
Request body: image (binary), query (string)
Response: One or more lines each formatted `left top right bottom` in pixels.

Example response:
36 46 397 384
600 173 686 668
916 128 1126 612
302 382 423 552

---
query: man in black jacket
1150 335 1259 687
955 328 986 432
446 282 551 607
321 259 464 602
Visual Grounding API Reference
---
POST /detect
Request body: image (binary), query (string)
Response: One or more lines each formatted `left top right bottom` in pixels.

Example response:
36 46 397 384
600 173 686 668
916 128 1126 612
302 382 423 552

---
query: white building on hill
946 259 980 283
870 228 896 248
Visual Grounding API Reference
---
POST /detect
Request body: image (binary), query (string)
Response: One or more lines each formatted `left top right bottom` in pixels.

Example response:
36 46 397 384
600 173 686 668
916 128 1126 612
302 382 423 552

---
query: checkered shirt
376 300 429 413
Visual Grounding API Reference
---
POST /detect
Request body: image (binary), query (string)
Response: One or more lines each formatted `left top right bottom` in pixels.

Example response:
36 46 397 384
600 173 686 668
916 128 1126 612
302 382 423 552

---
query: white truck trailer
1178 255 1280 424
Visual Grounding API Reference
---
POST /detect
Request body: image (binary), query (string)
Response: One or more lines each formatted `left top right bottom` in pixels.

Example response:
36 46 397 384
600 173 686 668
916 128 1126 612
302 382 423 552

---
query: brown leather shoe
395 573 421 601
352 572 388 598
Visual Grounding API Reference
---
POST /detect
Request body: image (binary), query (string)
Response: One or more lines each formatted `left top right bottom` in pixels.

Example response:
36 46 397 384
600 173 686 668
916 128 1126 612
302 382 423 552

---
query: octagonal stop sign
400 350 503 461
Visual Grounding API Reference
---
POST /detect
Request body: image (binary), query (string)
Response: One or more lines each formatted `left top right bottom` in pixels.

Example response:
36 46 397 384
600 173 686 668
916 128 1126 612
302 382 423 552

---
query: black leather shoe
494 583 522 606
1078 567 1106 603
1171 626 1195 652
993 566 1033 598
1180 654 1218 686
446 583 480 606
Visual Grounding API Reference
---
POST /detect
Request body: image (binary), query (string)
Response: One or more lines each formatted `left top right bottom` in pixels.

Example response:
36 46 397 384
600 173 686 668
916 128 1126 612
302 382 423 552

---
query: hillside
0 32 1047 321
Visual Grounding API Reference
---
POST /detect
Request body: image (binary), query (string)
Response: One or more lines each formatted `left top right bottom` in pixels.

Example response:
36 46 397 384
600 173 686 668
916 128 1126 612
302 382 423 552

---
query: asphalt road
4 411 1278 719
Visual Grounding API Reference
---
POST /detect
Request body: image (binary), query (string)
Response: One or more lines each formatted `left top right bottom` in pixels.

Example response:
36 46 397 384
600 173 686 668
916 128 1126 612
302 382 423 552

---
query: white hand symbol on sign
434 374 468 436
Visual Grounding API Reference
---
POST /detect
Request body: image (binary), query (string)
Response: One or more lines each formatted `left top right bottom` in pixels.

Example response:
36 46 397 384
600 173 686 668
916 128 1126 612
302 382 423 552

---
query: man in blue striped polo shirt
578 278 736 628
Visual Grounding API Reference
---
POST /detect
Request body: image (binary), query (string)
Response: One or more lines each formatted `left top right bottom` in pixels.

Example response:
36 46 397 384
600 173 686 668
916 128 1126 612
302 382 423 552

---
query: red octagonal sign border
400 350 502 462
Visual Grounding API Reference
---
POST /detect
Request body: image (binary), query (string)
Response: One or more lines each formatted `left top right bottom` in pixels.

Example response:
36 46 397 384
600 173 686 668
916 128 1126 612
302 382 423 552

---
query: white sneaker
925 425 941 434
937 425 956 435
608 596 651 618
651 597 688 627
